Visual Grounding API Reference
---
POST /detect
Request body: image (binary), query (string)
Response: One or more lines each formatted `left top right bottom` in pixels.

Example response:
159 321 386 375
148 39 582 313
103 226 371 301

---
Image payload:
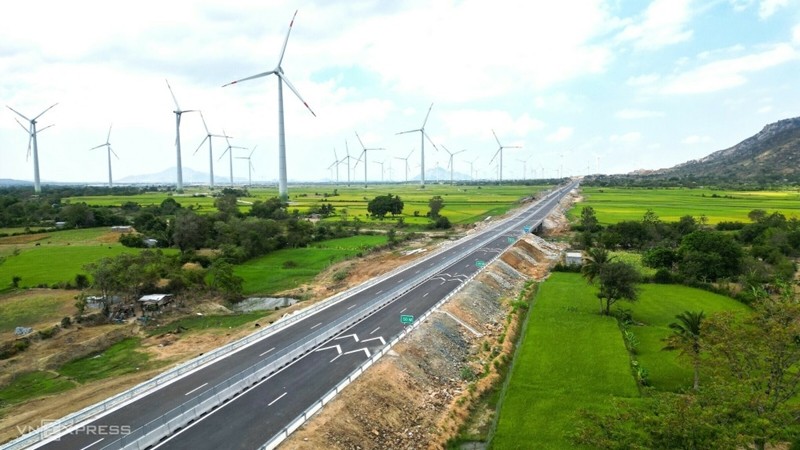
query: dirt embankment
282 229 567 449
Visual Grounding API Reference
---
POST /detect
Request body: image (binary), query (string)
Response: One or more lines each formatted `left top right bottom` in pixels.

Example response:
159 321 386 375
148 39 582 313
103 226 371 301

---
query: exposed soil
282 206 573 449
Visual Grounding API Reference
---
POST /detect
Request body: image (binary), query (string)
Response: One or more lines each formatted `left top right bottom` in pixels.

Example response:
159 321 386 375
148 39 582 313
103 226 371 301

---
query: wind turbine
235 146 257 187
353 131 385 188
222 10 316 201
489 129 521 184
7 103 57 194
394 149 414 183
373 160 386 182
442 145 466 185
89 124 119 188
328 148 341 184
517 155 532 181
339 140 357 187
468 157 479 181
166 80 198 191
396 103 437 188
219 131 247 186
194 112 230 189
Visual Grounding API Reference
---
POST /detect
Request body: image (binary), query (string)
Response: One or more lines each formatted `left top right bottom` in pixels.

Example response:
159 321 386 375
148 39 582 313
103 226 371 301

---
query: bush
118 232 147 248
37 326 60 340
281 260 298 269
74 274 90 289
430 216 452 229
653 268 675 284
0 338 31 360
60 317 72 328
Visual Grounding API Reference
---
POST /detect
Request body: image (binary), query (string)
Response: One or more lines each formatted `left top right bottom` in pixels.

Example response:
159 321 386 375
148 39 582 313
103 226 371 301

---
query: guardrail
3 184 570 450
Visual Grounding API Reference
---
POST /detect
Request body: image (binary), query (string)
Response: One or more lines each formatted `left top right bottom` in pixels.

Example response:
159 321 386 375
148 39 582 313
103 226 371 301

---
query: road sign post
400 314 414 325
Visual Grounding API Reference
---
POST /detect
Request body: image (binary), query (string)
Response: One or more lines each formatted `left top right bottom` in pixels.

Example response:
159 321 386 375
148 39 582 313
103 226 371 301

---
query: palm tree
665 310 705 390
581 247 613 284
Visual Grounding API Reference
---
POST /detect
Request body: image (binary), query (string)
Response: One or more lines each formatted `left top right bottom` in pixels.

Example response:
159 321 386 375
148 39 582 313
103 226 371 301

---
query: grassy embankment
491 272 748 449
571 186 800 225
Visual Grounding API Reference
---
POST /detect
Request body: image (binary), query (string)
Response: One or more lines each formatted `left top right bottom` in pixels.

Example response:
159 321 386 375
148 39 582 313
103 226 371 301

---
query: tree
595 261 639 315
678 230 743 281
581 247 613 284
580 206 600 232
214 193 241 219
159 197 181 215
250 197 288 220
207 259 243 301
664 310 705 390
367 194 404 219
428 195 445 219
172 210 210 253
642 246 678 270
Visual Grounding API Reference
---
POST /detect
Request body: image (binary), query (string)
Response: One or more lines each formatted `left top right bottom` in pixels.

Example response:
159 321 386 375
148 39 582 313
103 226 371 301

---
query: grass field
58 337 161 383
0 228 178 289
0 371 76 406
235 234 388 295
0 291 75 335
147 311 272 336
65 184 549 227
491 273 748 448
572 187 800 225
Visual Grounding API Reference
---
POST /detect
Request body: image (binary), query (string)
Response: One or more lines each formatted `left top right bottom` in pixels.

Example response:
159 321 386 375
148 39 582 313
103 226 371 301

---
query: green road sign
523 226 531 232
507 237 515 244
401 314 414 325
475 260 486 268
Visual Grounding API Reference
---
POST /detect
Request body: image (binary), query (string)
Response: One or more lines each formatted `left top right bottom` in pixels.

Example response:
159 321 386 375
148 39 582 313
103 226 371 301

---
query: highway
30 181 577 450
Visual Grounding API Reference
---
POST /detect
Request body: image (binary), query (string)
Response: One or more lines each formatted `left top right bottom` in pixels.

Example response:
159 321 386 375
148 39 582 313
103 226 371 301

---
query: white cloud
616 0 694 50
793 24 800 44
759 0 789 18
757 105 773 114
547 126 574 143
626 74 661 86
610 132 642 144
682 135 712 144
662 44 799 94
615 109 665 119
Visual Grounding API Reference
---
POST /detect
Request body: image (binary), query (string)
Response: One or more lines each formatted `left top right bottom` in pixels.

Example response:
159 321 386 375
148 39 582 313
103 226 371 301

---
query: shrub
460 366 476 381
282 260 298 269
37 326 60 340
60 317 72 328
74 274 90 289
653 268 675 284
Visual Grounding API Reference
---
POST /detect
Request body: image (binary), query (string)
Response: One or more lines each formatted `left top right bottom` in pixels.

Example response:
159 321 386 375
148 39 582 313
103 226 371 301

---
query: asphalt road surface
31 181 577 450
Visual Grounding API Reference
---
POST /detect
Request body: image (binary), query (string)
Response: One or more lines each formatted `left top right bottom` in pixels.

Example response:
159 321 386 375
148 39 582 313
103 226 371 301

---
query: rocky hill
655 117 800 180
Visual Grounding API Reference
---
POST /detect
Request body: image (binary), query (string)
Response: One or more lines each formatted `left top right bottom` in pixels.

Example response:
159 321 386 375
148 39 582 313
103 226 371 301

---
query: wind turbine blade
423 131 438 151
489 149 501 165
278 73 316 117
454 150 466 155
165 79 181 110
492 129 503 147
277 10 299 67
199 111 210 135
250 145 257 158
396 129 419 136
33 103 58 121
506 145 522 149
345 139 350 157
194 135 209 154
106 124 112 143
7 105 31 122
111 147 120 159
14 118 30 134
355 131 366 150
333 147 339 161
406 149 414 159
26 135 32 161
421 103 434 128
441 144 452 156
37 124 54 133
222 70 276 87
90 143 107 150
218 147 230 160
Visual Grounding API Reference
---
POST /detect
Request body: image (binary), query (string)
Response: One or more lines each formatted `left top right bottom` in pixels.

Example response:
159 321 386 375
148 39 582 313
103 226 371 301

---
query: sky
2 0 800 185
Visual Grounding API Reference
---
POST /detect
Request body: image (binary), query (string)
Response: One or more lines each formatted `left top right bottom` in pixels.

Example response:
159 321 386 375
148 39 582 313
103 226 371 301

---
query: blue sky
2 0 800 184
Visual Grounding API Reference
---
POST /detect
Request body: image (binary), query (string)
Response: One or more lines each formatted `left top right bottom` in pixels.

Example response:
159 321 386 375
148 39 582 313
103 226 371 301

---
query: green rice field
571 187 800 225
235 234 388 295
491 272 748 449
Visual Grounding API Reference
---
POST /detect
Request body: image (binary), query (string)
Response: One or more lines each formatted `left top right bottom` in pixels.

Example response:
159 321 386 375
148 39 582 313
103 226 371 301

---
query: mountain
117 167 248 184
654 117 800 180
411 166 472 182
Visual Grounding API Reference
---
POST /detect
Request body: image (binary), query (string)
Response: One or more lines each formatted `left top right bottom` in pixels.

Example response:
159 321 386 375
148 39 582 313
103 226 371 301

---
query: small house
143 238 158 248
137 294 174 308
111 225 132 233
55 221 66 229
565 251 583 266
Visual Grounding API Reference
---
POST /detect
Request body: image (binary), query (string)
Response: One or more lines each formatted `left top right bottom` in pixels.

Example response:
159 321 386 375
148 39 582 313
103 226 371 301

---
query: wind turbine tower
219 131 247 186
235 146 257 186
328 148 341 184
353 131 385 188
7 103 57 194
166 80 198 191
222 10 316 201
397 103 437 187
442 146 466 185
517 155 531 181
373 160 386 182
90 124 119 188
489 130 521 184
340 140 357 187
195 112 230 189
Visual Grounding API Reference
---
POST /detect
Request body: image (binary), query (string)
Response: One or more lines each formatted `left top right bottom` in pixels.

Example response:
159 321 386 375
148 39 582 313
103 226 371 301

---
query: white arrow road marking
344 348 371 358
335 333 360 342
268 392 287 406
361 336 386 346
259 347 275 357
316 344 343 362
184 382 208 396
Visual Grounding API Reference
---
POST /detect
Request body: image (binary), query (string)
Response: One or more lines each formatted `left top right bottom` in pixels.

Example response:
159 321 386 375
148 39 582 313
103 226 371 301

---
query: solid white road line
400 307 407 313
347 304 357 310
311 322 322 330
369 327 380 335
268 392 287 407
80 438 104 450
259 347 275 357
423 292 429 297
376 290 383 294
184 383 209 396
